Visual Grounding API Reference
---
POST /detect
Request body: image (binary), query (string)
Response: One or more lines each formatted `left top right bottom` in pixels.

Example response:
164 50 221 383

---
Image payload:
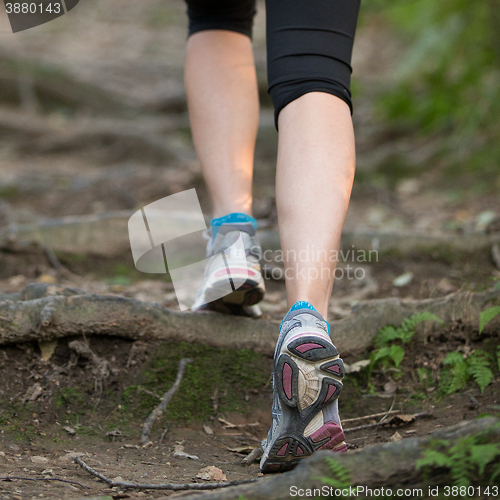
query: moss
354 153 424 190
55 251 88 264
0 401 40 442
122 342 272 424
75 426 99 437
338 377 363 413
55 387 85 410
0 185 20 200
113 262 133 275
106 275 132 286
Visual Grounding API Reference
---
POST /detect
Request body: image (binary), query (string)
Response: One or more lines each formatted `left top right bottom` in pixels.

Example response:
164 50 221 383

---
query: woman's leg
276 93 355 319
184 30 259 218
260 0 360 473
183 8 265 313
266 0 361 319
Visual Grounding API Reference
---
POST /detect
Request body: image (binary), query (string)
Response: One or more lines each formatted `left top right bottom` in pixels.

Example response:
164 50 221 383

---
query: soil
0 299 499 499
0 0 499 498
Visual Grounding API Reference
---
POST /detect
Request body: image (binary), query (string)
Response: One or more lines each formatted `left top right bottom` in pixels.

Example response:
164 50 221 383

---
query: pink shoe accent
295 342 323 353
296 446 304 455
309 422 345 451
282 363 293 399
326 365 341 374
332 443 348 452
323 385 337 404
214 268 255 277
276 443 288 456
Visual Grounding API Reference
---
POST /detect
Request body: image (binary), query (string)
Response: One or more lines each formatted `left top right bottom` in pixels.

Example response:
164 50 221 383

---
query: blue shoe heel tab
281 301 331 336
289 301 317 313
210 213 257 239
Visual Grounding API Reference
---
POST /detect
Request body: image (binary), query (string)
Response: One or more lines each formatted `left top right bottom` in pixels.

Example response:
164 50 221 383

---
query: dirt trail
0 0 499 498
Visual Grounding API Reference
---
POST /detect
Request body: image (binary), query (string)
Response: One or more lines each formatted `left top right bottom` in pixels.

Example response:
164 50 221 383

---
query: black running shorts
185 0 361 128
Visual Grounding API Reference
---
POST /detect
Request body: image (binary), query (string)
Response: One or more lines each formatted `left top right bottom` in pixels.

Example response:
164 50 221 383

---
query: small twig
159 423 170 445
492 244 500 270
346 435 369 442
74 457 257 490
378 395 397 424
137 386 161 399
211 386 219 413
344 422 382 433
41 244 63 270
344 412 431 433
1 475 89 489
341 409 400 424
218 417 260 429
222 431 261 443
141 358 191 446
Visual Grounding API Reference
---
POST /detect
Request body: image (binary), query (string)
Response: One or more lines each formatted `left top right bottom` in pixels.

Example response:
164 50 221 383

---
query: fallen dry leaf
385 414 415 427
37 274 57 284
344 359 370 373
390 431 402 442
38 340 58 362
24 383 43 402
196 466 227 481
383 380 397 395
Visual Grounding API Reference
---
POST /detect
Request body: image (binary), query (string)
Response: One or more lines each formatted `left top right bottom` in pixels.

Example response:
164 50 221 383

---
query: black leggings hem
185 0 360 131
273 87 353 130
188 24 253 39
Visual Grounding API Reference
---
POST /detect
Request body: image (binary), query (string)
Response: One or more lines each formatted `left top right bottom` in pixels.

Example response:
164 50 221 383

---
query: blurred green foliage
361 0 500 188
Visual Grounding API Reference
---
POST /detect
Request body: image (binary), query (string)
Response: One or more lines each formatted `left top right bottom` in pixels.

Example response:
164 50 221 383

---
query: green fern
315 457 352 488
375 312 443 347
443 352 469 393
442 350 494 394
389 344 405 368
417 434 500 487
468 351 494 393
417 367 431 383
479 306 500 334
371 312 443 370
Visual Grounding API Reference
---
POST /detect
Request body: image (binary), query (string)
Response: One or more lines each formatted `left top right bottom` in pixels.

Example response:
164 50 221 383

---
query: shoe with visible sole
260 301 346 473
192 213 265 316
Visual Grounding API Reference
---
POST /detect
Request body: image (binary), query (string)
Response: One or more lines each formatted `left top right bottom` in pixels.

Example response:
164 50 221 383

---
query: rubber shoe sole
260 335 346 473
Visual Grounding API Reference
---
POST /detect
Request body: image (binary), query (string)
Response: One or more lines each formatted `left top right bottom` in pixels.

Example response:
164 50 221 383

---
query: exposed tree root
74 456 257 491
141 358 191 446
0 284 499 356
260 228 500 255
0 476 89 489
177 418 500 500
2 213 499 259
0 53 186 114
0 108 190 164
